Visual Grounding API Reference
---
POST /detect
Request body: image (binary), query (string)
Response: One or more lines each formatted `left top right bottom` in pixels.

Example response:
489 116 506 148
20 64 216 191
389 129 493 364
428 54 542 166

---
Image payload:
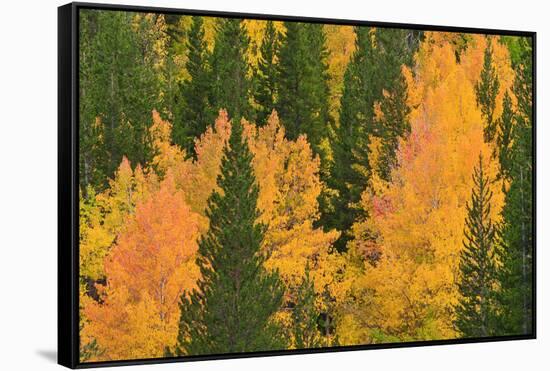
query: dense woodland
78 9 533 362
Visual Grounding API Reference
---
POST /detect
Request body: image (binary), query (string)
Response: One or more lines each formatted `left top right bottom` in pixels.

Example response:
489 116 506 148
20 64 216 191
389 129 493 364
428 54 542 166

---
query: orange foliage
82 174 201 361
82 109 340 360
340 33 511 344
174 110 341 303
80 156 158 281
79 28 522 358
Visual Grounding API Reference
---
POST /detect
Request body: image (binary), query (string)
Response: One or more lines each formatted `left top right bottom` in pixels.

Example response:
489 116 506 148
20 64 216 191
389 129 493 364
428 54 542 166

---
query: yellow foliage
83 174 201 361
81 109 340 360
340 32 510 344
150 110 187 175
244 20 285 67
325 25 356 118
79 25 522 358
79 157 158 281
244 113 342 302
175 110 342 304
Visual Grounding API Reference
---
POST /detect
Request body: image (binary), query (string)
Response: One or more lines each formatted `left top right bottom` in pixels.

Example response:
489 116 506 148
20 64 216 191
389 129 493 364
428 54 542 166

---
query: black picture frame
58 2 537 369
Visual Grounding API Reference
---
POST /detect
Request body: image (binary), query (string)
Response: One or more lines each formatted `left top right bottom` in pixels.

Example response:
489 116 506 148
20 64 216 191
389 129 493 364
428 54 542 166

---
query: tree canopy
78 10 534 362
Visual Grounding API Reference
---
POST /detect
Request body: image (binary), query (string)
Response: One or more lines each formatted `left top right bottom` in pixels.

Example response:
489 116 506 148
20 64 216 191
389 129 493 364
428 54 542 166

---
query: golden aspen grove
78 8 534 363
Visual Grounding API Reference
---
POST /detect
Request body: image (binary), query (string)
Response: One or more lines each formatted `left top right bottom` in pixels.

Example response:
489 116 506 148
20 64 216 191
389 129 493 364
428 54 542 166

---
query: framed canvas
58 2 536 368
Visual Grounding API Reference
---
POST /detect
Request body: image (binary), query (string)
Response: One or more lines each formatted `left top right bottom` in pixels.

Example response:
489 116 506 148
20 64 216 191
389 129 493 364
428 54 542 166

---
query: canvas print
77 7 534 364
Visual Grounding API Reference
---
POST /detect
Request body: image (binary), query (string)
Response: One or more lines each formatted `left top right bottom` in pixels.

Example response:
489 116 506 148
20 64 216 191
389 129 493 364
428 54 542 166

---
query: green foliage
77 11 534 354
323 27 377 251
454 155 498 337
475 39 500 143
500 35 532 70
322 27 417 251
176 120 287 355
496 91 514 179
292 266 322 349
495 37 533 335
276 22 332 151
368 329 402 344
373 28 414 181
376 75 410 181
375 28 417 82
173 16 212 158
79 338 102 362
79 10 167 191
252 21 281 125
210 19 251 122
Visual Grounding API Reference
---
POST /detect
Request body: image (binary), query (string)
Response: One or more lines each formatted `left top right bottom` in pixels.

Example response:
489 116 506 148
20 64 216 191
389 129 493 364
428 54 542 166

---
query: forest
77 9 534 362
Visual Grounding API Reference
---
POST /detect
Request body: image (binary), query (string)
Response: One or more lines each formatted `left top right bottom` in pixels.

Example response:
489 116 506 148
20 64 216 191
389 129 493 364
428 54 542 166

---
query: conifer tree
253 21 280 125
475 39 500 143
79 10 166 190
323 27 419 250
303 23 332 149
174 16 212 158
376 74 410 182
276 22 331 151
324 26 378 251
495 37 533 335
496 91 514 180
176 118 286 355
210 19 251 122
374 28 415 181
454 154 498 337
292 266 322 349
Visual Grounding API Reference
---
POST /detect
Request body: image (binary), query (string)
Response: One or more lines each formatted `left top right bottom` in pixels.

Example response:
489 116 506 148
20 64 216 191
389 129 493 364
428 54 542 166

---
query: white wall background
0 0 545 369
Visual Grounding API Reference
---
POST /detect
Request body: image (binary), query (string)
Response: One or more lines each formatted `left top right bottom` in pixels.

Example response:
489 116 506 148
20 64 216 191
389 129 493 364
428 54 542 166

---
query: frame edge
62 2 537 368
58 2 79 369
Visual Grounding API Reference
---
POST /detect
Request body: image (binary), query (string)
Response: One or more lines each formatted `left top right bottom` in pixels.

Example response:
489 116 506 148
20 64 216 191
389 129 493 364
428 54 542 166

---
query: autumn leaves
80 112 340 360
338 34 521 343
78 11 532 363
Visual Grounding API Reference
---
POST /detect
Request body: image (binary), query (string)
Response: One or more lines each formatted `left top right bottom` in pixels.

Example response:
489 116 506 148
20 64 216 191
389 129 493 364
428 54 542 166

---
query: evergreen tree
475 39 500 143
323 27 419 251
324 26 378 251
495 37 533 335
176 119 286 355
276 22 331 151
496 90 514 180
292 266 322 349
376 76 410 181
454 154 498 337
173 16 212 158
304 23 332 149
374 28 415 181
210 19 251 122
253 21 281 125
79 10 166 191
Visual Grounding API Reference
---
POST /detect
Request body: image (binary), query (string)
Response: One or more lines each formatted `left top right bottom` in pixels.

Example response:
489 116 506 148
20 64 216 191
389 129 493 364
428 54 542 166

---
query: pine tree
79 10 167 190
496 90 514 180
276 22 331 151
322 27 419 250
275 22 303 141
210 19 251 122
376 73 410 182
303 23 332 149
253 21 280 125
495 37 533 335
374 28 415 181
454 154 498 337
324 26 378 251
174 16 212 158
292 266 322 349
475 39 500 143
176 118 287 355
